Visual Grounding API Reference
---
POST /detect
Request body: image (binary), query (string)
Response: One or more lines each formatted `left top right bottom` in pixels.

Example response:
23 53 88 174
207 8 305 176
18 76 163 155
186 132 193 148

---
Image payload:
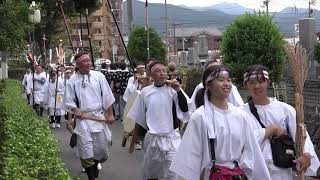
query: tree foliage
314 42 320 64
221 13 286 85
0 0 31 54
128 26 166 65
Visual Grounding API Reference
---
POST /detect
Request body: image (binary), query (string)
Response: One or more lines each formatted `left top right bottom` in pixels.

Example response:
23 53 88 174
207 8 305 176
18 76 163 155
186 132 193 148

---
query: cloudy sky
138 0 320 12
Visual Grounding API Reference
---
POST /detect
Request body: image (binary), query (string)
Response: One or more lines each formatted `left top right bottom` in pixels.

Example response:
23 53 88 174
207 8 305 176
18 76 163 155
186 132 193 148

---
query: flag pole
146 0 150 59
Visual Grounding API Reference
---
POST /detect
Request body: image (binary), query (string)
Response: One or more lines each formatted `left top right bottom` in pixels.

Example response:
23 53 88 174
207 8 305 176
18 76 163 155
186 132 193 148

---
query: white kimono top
22 73 32 94
170 103 271 180
32 72 47 104
127 84 191 134
242 98 320 179
42 77 65 115
190 83 244 112
123 76 137 102
65 70 115 133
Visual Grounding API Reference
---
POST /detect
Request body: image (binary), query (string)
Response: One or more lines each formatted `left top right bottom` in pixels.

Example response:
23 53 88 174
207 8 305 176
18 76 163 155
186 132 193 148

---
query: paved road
53 120 144 180
52 119 317 180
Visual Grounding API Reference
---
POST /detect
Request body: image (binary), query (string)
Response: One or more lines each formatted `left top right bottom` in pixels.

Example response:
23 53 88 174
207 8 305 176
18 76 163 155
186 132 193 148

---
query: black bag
248 101 296 168
70 133 77 148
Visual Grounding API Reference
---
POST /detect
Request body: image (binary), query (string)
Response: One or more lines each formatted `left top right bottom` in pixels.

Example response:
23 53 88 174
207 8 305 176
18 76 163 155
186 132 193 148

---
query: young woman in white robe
128 61 191 180
43 70 65 128
241 64 320 180
170 65 271 180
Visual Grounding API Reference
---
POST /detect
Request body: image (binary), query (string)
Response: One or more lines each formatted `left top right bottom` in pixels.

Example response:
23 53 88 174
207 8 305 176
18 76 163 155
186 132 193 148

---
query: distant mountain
123 1 320 37
123 0 236 35
190 3 254 15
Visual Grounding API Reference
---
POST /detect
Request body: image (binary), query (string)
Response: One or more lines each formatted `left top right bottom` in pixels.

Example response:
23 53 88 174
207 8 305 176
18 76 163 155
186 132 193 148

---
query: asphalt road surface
53 119 144 180
53 119 317 180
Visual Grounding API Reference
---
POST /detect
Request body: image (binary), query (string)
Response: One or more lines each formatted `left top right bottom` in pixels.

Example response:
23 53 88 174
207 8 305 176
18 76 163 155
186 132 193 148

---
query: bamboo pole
285 43 311 180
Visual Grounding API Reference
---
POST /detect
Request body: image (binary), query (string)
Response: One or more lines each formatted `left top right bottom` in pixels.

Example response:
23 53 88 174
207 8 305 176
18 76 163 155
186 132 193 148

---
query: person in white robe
128 61 191 180
190 60 244 112
241 64 320 180
22 68 32 105
123 64 145 102
170 65 271 180
43 69 65 128
65 52 115 180
32 65 47 116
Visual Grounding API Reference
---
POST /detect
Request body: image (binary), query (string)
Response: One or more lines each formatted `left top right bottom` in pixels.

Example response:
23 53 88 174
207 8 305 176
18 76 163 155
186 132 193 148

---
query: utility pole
127 0 133 33
309 0 316 18
165 0 168 63
263 0 270 14
172 23 184 56
173 24 176 55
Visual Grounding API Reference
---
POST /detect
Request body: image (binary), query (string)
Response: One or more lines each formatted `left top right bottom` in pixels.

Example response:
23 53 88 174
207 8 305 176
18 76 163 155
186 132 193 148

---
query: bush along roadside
0 79 71 179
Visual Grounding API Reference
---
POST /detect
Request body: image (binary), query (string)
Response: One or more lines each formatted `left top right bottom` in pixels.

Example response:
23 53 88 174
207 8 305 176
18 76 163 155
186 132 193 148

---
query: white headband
205 69 229 84
243 70 269 83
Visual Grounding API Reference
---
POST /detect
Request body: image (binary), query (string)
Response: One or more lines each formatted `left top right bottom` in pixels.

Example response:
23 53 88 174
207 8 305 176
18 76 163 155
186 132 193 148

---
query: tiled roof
172 27 223 37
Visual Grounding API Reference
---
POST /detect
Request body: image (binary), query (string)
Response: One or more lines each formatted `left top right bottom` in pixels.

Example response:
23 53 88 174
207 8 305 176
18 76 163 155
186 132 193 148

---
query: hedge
0 79 71 179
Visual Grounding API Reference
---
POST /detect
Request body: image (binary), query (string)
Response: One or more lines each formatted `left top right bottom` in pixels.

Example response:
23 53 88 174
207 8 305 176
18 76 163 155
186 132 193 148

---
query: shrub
221 13 286 85
0 80 71 179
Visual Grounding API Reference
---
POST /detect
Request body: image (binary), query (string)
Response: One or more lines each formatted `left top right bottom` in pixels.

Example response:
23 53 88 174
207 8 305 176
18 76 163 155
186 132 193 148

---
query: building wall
171 33 222 53
70 0 123 60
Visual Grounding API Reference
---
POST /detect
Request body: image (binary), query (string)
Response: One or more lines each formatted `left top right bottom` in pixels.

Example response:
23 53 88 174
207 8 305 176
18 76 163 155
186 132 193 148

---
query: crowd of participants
21 51 320 180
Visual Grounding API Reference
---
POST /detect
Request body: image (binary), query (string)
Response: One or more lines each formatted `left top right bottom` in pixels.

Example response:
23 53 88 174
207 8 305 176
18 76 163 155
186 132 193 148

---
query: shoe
97 163 102 170
55 123 61 128
50 123 56 129
135 142 142 150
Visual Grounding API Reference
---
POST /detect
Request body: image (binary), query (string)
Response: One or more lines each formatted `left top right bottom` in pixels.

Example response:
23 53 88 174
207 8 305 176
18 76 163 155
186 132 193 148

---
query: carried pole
56 0 76 54
84 9 95 68
285 43 310 180
106 0 134 70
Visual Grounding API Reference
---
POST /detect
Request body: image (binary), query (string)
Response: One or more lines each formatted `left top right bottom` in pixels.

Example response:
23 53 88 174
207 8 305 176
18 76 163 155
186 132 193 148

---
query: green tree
221 13 286 85
128 26 166 65
0 0 31 55
314 42 320 64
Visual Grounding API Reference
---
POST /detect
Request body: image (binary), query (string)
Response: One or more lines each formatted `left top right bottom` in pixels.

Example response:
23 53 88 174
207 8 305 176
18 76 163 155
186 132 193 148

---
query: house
167 27 223 55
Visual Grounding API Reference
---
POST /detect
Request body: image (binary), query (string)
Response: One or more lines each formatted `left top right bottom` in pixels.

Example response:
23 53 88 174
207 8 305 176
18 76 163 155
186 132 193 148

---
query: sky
138 0 320 12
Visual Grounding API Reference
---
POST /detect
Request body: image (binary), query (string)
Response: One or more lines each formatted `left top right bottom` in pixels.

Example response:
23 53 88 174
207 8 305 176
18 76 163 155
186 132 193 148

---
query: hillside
123 0 320 37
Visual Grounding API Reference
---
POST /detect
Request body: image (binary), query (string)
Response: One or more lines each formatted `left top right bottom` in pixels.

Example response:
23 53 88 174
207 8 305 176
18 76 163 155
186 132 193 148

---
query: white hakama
242 98 320 180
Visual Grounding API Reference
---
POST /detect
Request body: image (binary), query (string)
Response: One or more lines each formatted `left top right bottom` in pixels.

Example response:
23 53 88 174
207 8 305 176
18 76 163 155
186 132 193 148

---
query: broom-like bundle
285 43 311 180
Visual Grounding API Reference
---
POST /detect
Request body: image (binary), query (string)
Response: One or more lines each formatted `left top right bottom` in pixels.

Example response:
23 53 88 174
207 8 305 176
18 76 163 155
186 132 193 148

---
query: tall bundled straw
285 43 311 180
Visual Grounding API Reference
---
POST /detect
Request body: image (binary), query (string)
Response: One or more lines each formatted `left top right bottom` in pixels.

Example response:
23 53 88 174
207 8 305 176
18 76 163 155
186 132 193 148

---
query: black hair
74 51 89 61
101 62 107 69
118 61 127 70
148 60 163 72
195 65 232 108
110 63 117 70
243 64 269 83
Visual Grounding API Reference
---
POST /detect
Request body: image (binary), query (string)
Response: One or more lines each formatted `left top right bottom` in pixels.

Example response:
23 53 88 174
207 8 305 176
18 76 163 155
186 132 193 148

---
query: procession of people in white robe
21 54 320 180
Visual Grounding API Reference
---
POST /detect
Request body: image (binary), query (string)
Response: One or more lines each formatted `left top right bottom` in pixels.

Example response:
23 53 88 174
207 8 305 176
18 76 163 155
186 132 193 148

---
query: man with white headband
65 52 115 180
190 59 244 112
241 64 319 180
128 60 191 180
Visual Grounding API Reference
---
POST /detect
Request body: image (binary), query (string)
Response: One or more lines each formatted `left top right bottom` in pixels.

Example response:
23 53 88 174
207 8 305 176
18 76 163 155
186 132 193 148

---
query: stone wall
285 77 320 110
284 77 320 162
